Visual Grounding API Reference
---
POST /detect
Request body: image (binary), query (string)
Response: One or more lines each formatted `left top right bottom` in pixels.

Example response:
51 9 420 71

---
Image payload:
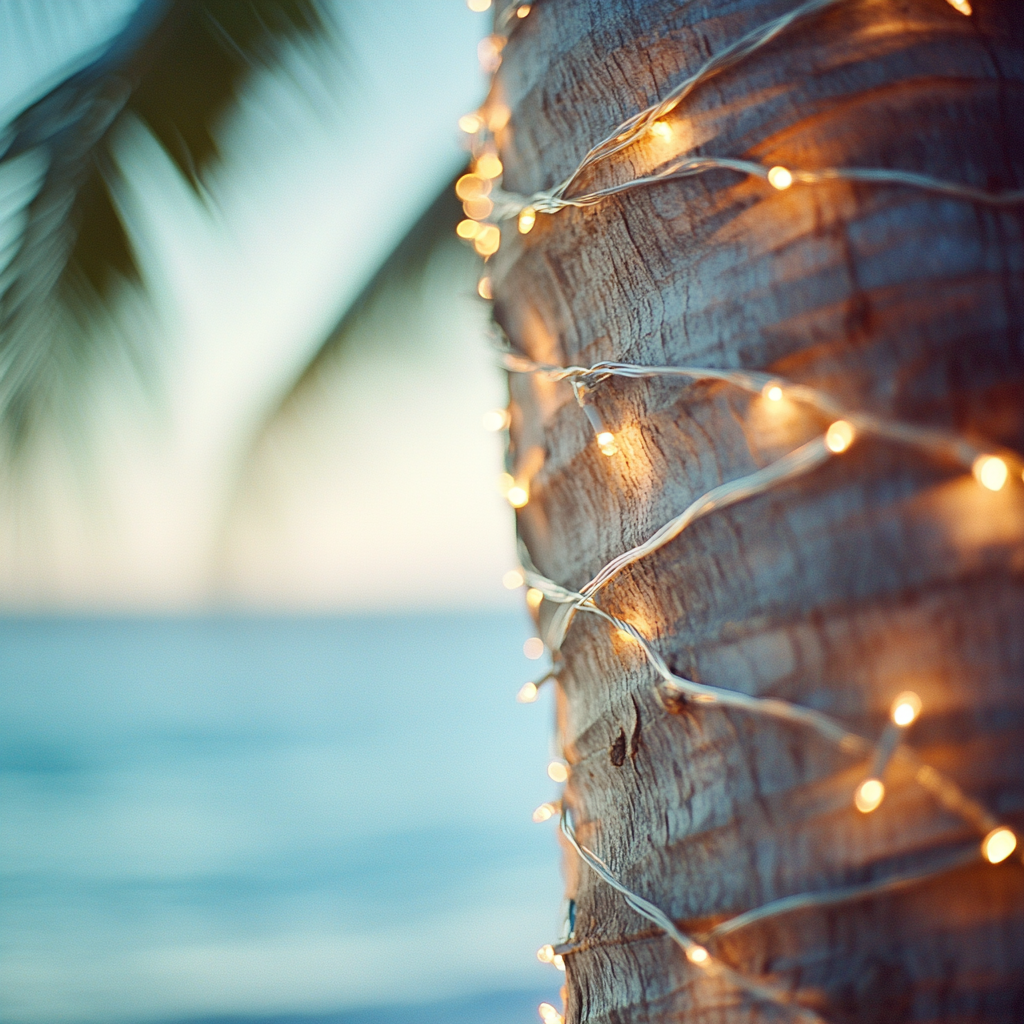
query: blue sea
0 615 564 1024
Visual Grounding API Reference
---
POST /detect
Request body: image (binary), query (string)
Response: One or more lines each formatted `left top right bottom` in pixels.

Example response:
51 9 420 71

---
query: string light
456 173 491 200
503 568 525 589
477 0 1024 224
538 1002 563 1024
477 276 493 300
475 152 503 179
471 1 1024 1012
466 0 491 9
487 103 511 131
506 481 529 507
524 636 545 659
474 223 501 256
478 35 504 74
533 801 560 822
854 778 885 813
456 219 481 239
517 3 532 17
463 196 494 220
482 407 509 431
560 809 828 1023
517 681 539 703
767 165 793 190
973 454 1008 491
537 944 555 963
891 691 922 727
553 954 566 971
982 827 1017 864
825 420 855 453
518 206 537 233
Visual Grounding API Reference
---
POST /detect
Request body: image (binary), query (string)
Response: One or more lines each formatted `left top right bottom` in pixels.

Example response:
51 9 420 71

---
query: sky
0 0 517 612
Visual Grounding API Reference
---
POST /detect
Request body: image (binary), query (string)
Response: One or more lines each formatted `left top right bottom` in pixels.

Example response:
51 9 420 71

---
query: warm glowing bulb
764 384 783 402
517 3 532 17
458 113 483 133
517 681 539 703
475 153 503 178
538 1003 563 1024
456 219 481 239
547 760 569 783
456 173 491 200
482 407 508 431
982 826 1017 864
553 954 566 971
464 196 494 220
596 431 618 456
467 0 491 9
687 945 710 964
890 691 922 727
498 472 515 495
518 206 537 234
650 120 672 139
854 778 885 813
477 276 493 300
474 224 501 256
973 455 1008 491
507 483 529 507
524 637 545 659
946 0 971 13
478 36 504 72
532 802 557 823
537 944 555 963
487 104 511 131
768 165 793 190
825 420 855 453
503 569 525 589
526 587 544 609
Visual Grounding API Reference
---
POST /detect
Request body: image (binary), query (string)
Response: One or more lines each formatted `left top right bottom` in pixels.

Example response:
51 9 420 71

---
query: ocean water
0 615 564 1024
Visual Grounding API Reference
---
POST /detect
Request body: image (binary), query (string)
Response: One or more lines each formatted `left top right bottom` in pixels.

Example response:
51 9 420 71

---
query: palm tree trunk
490 0 1024 1020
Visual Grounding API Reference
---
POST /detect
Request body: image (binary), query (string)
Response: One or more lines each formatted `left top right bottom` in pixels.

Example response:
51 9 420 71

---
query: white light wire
560 806 830 1024
484 0 1024 219
487 0 1024 1012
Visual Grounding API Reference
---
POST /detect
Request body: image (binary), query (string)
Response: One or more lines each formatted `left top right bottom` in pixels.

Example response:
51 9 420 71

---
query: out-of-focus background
0 2 563 1022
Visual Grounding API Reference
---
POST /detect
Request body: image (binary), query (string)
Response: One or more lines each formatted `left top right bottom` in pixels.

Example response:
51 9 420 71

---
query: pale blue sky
0 0 518 611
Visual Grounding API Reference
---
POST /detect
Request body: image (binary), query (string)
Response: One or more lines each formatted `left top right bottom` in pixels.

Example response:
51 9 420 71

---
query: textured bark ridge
490 1 1024 1021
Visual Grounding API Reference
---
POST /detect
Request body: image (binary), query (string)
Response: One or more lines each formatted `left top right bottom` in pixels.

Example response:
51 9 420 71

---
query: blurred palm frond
252 174 469 433
0 0 338 453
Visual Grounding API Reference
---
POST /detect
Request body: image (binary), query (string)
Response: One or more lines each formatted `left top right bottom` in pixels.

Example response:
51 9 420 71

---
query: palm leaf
263 175 467 422
0 0 337 451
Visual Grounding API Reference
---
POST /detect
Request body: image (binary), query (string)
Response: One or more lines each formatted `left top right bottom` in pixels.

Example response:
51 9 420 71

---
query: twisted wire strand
504 352 1020 650
705 844 982 941
560 807 830 1023
499 352 1005 469
518 537 1003 835
485 0 1024 219
542 438 833 652
490 157 1024 218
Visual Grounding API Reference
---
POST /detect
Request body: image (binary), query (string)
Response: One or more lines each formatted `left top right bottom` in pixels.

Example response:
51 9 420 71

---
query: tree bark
489 0 1024 1021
